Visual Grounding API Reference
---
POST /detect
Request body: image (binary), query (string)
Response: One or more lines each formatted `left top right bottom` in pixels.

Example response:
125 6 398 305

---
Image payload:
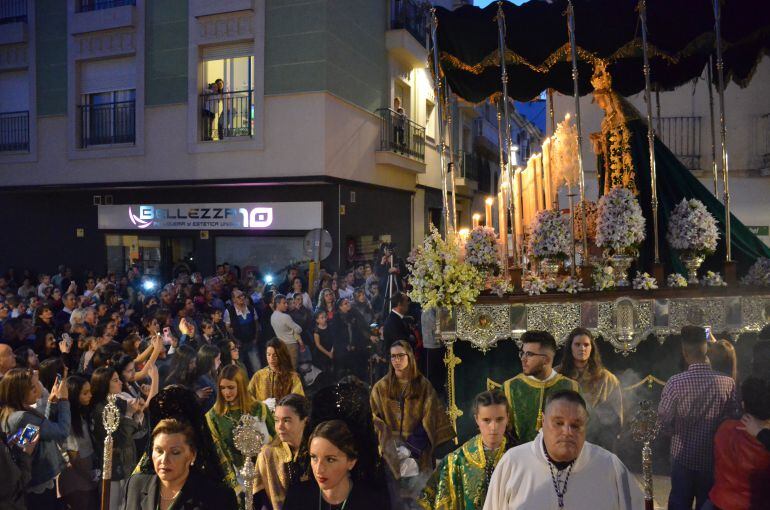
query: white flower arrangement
741 257 770 287
701 271 727 287
592 265 616 291
632 271 658 290
407 226 483 311
666 273 688 288
596 187 646 255
557 276 584 294
522 273 548 296
527 210 571 260
465 226 500 275
666 198 719 255
486 275 513 298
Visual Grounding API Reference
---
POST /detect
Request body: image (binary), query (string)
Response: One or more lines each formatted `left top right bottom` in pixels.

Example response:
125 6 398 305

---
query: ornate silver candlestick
100 394 120 510
632 400 659 510
233 414 267 510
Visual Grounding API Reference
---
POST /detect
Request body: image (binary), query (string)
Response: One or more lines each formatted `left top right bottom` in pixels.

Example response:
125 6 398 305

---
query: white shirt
483 432 644 510
270 310 302 345
338 285 355 300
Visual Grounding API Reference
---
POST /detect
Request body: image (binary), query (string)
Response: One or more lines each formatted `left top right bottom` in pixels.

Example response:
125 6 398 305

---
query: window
425 100 435 140
215 236 305 274
199 48 254 141
79 57 136 147
80 89 136 147
0 70 29 152
0 0 27 23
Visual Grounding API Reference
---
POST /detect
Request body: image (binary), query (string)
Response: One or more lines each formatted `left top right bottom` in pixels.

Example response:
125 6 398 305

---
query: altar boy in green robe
502 330 579 442
418 390 515 510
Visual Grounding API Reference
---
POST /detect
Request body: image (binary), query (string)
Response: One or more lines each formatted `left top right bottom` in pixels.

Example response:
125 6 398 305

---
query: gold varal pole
234 414 266 510
706 55 719 196
100 394 120 510
632 400 660 510
496 97 511 276
638 1 660 265
446 90 459 233
566 1 589 262
712 0 732 265
430 8 452 237
496 1 518 271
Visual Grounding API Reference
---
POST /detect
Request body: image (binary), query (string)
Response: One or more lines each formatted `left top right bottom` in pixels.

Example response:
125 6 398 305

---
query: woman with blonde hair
206 364 274 506
247 339 304 411
370 340 455 482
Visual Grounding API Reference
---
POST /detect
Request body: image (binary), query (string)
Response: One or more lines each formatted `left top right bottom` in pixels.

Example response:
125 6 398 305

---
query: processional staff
100 394 121 510
632 400 660 510
233 414 267 510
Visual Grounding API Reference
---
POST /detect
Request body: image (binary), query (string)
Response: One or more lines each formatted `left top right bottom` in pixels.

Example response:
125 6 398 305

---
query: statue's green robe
418 434 509 510
502 373 579 443
206 402 275 494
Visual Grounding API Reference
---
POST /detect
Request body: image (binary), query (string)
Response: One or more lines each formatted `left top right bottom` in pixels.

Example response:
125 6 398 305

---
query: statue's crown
591 60 612 92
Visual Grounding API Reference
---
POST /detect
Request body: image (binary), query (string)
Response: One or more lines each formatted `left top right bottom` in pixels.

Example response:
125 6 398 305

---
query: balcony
78 0 135 12
0 111 29 152
473 116 500 158
386 0 428 69
0 0 26 23
79 100 135 148
454 150 479 192
190 0 254 18
375 107 426 173
0 0 27 45
72 0 136 34
199 89 253 142
654 116 702 172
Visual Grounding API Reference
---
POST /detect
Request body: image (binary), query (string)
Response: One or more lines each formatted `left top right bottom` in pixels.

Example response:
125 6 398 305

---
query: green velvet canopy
434 0 770 102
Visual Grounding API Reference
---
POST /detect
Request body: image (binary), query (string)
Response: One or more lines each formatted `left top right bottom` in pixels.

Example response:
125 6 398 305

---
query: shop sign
98 202 323 231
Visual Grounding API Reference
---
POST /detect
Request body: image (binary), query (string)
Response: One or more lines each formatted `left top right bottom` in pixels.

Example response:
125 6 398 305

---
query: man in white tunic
483 390 644 510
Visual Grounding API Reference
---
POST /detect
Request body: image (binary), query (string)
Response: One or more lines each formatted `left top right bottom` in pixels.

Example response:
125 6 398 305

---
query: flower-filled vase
666 199 719 285
596 187 646 288
680 252 705 284
607 253 635 287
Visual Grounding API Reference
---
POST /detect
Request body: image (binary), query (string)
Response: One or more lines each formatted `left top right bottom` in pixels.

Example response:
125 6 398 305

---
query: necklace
547 459 574 509
317 481 352 510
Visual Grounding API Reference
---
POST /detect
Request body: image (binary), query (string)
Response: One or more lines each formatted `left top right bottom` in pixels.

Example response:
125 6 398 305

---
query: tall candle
485 197 494 228
543 138 554 210
472 213 481 228
498 185 507 259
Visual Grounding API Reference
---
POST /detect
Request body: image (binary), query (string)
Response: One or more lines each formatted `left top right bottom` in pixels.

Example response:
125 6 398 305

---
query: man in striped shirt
658 326 741 510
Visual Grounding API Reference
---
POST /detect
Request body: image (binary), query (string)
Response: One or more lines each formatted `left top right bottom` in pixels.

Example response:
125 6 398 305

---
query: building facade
0 0 542 278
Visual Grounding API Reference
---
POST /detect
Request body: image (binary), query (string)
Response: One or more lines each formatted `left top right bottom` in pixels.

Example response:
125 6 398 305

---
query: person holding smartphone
0 368 71 510
0 424 39 510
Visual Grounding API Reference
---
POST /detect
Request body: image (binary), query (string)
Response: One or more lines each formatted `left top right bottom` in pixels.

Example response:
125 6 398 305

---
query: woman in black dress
283 420 389 510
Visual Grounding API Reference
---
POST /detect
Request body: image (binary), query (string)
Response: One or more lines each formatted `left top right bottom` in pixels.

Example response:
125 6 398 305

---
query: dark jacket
123 471 238 510
283 478 390 510
383 310 411 351
0 437 31 510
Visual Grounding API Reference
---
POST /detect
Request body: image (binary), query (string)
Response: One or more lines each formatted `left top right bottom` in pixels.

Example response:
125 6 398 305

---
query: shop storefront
97 201 323 279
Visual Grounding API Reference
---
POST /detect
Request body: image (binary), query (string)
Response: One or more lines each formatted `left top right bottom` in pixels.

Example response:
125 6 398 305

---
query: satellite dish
304 229 332 261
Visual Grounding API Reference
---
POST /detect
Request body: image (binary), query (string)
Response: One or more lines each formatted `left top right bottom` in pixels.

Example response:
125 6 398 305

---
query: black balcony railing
199 89 253 141
0 0 27 23
78 0 135 13
376 107 425 162
390 0 427 47
0 111 29 152
455 150 479 181
79 100 135 147
654 116 702 171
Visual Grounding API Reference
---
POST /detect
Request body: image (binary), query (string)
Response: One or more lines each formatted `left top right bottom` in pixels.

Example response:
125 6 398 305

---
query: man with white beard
483 390 643 510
